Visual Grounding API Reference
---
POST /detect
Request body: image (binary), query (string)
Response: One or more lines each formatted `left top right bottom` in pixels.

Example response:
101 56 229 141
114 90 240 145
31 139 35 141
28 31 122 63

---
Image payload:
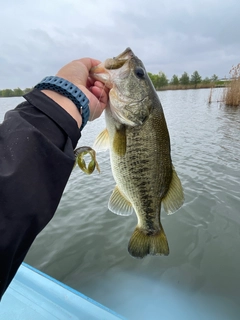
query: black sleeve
0 89 81 298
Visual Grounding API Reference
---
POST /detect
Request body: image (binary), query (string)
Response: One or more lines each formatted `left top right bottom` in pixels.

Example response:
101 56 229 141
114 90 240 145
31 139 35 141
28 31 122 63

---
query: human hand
56 58 109 121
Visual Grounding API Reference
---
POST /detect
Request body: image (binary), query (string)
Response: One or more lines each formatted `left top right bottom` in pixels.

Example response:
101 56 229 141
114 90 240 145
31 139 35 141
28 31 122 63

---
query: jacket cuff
24 89 81 148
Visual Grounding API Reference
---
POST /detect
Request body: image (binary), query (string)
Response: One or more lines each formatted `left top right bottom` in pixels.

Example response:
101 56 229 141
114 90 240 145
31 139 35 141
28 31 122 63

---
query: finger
93 81 110 99
75 58 102 71
86 77 94 88
93 80 106 89
88 95 105 121
91 86 109 105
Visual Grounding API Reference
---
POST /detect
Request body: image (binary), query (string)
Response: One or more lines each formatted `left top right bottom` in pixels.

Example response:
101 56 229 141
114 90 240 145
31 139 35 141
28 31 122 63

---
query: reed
223 64 240 106
208 87 213 104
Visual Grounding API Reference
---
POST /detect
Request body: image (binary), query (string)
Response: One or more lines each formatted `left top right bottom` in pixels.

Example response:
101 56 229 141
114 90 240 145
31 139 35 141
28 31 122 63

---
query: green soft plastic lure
74 146 100 175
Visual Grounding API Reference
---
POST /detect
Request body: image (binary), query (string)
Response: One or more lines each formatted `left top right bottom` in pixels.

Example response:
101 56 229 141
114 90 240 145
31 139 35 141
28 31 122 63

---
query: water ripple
1 91 240 319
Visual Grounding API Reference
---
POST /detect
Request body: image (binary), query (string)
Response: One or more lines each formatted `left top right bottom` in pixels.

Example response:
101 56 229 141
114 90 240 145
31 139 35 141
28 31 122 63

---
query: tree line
0 87 33 97
148 71 220 89
0 70 222 97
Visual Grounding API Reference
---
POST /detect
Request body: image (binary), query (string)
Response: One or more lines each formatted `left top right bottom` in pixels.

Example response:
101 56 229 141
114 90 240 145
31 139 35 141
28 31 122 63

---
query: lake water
0 89 240 320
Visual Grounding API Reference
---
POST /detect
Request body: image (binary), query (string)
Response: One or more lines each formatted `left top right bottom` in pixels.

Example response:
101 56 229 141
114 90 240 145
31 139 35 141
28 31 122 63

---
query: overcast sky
1 0 240 89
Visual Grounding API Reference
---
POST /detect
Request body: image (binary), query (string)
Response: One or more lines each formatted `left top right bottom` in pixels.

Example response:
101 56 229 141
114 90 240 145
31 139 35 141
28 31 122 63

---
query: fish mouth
90 48 135 87
105 48 134 70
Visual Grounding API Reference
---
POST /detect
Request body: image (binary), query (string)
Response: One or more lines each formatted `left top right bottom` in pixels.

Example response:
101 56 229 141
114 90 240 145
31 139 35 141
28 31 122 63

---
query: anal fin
162 165 184 214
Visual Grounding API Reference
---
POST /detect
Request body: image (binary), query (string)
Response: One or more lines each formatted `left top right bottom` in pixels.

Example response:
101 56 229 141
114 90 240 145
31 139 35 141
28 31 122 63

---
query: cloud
0 0 240 88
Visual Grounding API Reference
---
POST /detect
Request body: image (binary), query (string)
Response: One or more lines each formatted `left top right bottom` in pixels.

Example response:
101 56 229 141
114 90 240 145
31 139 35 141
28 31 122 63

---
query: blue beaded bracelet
34 76 90 131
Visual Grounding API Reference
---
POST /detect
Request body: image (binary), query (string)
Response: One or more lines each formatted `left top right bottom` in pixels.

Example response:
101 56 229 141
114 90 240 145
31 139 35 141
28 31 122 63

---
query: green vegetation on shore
1 67 239 107
0 87 33 98
0 70 224 97
147 70 226 91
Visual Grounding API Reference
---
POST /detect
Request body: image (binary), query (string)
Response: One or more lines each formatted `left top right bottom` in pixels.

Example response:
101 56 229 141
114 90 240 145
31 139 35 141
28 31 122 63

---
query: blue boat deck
0 263 124 320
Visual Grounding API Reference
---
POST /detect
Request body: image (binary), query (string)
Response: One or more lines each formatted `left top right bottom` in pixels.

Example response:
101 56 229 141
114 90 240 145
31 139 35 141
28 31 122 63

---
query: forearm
0 89 80 298
41 89 82 128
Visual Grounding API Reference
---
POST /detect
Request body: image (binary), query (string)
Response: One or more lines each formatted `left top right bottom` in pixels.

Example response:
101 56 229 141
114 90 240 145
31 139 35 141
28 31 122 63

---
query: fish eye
135 67 145 79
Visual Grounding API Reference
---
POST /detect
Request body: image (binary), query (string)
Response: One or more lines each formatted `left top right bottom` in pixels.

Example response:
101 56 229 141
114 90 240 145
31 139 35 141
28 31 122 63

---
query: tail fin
128 225 169 259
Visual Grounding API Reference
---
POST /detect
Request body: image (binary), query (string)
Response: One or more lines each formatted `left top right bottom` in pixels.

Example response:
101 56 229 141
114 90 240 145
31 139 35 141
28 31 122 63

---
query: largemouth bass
91 48 184 258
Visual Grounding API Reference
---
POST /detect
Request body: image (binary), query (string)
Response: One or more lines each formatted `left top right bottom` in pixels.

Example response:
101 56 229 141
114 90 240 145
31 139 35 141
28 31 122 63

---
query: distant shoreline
156 83 226 91
0 88 32 98
0 84 226 98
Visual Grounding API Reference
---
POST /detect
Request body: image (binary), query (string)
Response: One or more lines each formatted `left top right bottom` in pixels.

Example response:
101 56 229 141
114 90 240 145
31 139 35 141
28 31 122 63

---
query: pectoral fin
93 128 110 151
108 186 133 216
162 165 184 214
